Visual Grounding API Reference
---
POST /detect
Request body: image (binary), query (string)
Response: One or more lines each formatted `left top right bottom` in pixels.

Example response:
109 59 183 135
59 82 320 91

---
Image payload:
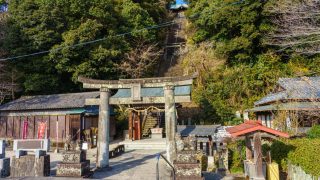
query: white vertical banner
56 118 59 146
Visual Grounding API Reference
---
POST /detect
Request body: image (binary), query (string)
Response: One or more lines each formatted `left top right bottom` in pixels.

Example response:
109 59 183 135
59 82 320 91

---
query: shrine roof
226 120 290 138
0 91 100 111
177 125 221 137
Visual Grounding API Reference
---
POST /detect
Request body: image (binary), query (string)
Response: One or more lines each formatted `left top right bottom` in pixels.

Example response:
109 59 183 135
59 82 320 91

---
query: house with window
250 76 320 132
0 92 116 143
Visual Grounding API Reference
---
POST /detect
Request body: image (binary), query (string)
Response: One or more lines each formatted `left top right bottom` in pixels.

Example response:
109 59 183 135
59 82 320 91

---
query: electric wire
0 20 176 61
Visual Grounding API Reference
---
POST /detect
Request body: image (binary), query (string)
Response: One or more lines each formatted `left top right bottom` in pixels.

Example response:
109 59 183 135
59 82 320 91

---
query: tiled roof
250 102 320 112
255 76 320 106
226 120 289 138
177 125 221 137
0 92 100 111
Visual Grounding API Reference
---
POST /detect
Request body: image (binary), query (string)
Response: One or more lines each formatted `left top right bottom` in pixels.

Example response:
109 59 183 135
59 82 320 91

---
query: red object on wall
23 120 28 139
37 122 46 139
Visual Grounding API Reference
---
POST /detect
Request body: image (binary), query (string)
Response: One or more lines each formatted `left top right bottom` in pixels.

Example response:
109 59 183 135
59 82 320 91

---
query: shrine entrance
127 106 165 141
78 74 196 168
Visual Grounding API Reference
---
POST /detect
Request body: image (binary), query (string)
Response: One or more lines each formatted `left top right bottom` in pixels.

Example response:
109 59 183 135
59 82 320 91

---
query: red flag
37 122 46 139
23 120 28 139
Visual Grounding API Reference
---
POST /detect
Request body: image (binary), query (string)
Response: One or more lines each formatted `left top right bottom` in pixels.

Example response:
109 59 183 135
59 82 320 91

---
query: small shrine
226 120 289 180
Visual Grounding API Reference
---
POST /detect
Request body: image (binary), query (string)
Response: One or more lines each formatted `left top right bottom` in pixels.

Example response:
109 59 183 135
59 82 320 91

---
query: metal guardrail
156 153 176 180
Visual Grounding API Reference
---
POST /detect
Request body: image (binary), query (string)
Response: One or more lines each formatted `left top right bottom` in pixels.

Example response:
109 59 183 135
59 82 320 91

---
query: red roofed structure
226 120 289 179
226 120 289 138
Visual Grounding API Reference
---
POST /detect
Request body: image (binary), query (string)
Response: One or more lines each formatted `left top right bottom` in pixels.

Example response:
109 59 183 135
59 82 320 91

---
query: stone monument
56 150 90 177
0 140 9 177
10 139 50 177
173 134 204 180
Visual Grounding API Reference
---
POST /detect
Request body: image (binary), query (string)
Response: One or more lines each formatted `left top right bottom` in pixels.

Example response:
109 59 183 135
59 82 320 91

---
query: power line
0 21 176 61
0 0 246 62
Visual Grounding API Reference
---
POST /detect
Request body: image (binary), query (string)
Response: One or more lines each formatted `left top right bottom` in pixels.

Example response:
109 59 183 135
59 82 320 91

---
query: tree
0 62 19 104
264 0 320 55
186 0 265 63
118 41 161 78
3 0 168 95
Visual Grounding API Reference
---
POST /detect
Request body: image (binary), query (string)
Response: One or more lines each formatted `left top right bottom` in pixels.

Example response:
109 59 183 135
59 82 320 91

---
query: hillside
0 0 169 95
1 0 320 125
168 0 320 124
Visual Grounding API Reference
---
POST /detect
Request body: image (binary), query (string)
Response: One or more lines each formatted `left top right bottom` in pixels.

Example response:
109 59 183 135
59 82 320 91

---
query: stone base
11 155 50 177
61 150 86 163
207 156 215 171
174 162 202 177
0 158 10 177
176 151 198 163
151 133 163 139
56 160 90 177
177 176 204 180
244 160 266 179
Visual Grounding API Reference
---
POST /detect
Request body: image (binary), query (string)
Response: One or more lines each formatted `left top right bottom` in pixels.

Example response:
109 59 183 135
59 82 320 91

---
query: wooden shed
0 92 116 143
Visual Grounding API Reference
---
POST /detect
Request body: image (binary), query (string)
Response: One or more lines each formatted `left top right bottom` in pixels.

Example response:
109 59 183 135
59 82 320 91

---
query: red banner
23 120 28 139
37 122 46 139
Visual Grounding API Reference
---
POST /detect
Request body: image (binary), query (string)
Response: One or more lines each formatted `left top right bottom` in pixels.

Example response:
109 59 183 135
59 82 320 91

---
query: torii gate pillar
97 88 110 168
164 85 177 163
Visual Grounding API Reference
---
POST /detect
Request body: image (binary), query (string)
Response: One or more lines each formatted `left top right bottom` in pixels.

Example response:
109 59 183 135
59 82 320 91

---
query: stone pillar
164 85 176 163
245 136 253 161
97 88 110 168
253 132 263 179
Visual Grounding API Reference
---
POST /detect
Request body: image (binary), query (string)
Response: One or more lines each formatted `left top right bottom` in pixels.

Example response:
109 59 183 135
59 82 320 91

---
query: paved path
5 149 172 180
93 150 171 180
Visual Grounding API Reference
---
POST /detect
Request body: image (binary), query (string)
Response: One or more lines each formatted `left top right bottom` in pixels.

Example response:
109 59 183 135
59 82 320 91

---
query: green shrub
270 140 295 171
269 138 320 176
307 125 320 139
227 140 245 173
287 138 320 176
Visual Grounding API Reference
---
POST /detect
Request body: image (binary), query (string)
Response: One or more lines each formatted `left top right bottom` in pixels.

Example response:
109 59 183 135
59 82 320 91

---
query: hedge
270 138 320 176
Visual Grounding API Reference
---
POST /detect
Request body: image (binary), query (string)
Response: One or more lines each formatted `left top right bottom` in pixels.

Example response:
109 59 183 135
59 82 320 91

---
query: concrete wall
288 163 319 180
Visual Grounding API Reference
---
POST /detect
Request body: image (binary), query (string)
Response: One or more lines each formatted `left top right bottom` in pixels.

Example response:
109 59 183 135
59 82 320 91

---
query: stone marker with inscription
0 140 10 177
56 150 90 177
10 139 50 177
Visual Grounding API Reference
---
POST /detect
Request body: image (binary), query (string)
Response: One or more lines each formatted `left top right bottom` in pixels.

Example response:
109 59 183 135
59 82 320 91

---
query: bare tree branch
118 41 162 78
264 0 320 55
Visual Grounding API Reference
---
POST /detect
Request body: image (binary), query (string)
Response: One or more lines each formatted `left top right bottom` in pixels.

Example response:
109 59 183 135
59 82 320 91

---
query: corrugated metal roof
0 92 100 111
255 76 320 106
112 85 191 98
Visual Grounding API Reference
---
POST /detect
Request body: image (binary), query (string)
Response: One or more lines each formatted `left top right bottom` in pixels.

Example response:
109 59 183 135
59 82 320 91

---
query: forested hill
0 0 169 95
178 0 320 124
2 0 320 124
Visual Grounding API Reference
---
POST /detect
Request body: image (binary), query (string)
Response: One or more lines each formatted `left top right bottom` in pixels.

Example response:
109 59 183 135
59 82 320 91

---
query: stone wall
288 163 319 180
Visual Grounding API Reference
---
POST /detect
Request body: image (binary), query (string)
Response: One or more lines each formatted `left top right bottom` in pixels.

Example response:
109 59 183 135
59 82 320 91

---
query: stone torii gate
78 75 196 168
